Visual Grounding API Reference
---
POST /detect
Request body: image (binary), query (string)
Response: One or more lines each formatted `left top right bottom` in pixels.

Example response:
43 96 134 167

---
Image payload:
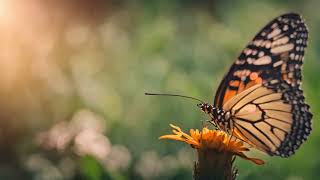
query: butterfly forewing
215 13 308 107
214 13 312 157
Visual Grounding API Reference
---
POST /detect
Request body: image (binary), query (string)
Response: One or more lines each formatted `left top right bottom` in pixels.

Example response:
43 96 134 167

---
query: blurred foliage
0 0 319 179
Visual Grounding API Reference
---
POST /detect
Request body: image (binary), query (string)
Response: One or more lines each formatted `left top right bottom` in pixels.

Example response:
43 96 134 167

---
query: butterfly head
197 103 214 114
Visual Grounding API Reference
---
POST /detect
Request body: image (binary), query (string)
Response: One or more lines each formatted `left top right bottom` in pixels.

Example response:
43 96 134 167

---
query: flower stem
194 149 236 180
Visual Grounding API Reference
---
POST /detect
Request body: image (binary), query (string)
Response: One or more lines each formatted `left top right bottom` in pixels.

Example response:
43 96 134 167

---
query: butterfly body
199 13 312 157
197 103 232 132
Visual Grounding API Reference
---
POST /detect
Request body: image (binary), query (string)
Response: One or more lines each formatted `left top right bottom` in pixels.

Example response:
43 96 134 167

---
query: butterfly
197 13 312 157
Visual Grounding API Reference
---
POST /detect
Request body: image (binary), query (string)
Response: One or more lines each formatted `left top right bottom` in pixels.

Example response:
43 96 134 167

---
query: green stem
194 149 237 180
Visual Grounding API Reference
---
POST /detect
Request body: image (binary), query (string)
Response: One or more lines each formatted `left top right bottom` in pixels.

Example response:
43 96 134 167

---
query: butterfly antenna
144 92 205 103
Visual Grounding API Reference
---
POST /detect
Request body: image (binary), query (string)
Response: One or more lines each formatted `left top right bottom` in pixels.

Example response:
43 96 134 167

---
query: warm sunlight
0 1 317 180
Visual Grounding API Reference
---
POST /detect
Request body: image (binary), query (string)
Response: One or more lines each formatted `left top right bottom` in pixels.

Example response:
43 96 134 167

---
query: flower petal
159 134 183 141
235 151 265 165
160 124 265 165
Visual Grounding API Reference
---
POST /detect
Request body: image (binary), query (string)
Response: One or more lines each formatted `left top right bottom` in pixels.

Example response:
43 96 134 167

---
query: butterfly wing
214 13 308 107
214 13 312 157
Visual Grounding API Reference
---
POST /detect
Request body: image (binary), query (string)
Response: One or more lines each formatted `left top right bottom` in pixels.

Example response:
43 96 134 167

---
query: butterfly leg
227 121 234 146
199 119 211 128
207 119 223 131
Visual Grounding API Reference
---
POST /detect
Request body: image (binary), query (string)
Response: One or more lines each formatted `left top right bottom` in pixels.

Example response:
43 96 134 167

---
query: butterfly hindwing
214 13 312 157
223 84 311 156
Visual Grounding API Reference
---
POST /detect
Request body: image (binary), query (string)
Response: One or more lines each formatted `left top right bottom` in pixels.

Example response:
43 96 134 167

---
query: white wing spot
273 60 283 67
265 42 272 48
281 63 287 71
258 51 264 57
268 28 281 39
245 48 252 55
247 58 254 64
235 59 245 65
252 50 258 55
290 53 295 59
270 44 294 54
272 37 289 47
270 79 279 84
254 40 263 46
253 56 272 65
271 23 278 29
288 72 294 78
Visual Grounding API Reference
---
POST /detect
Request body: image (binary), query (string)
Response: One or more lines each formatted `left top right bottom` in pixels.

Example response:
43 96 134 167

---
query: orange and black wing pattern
215 13 308 107
214 13 312 157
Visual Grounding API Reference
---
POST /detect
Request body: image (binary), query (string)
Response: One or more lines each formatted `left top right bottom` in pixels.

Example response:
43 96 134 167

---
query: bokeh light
0 1 319 180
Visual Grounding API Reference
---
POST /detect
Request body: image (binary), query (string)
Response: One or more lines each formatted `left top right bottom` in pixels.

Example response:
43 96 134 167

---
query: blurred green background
0 0 319 179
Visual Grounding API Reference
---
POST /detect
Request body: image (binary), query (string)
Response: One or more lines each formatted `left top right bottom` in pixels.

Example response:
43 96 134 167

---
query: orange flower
160 124 264 165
